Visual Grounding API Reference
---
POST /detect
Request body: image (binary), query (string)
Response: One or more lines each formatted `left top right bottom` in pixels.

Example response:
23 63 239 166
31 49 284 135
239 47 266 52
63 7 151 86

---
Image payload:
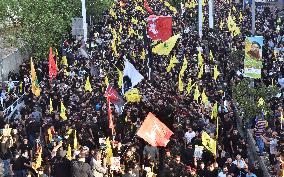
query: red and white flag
137 112 173 147
48 47 57 80
147 15 172 42
105 85 124 106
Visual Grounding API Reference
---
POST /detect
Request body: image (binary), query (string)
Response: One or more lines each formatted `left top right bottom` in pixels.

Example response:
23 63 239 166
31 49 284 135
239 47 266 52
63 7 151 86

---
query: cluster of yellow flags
185 1 197 9
124 88 142 102
164 1 177 14
30 58 41 97
152 34 180 56
227 14 241 37
202 131 216 155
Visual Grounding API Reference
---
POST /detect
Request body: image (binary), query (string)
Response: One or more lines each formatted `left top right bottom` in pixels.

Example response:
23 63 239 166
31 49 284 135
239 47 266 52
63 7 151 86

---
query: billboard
244 36 264 79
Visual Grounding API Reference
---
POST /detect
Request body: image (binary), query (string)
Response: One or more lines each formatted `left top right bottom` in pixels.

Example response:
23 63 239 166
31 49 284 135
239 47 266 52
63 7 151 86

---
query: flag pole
198 0 203 38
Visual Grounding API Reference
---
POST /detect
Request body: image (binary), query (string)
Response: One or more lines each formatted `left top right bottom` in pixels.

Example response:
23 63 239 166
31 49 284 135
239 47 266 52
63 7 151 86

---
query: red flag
144 0 153 14
147 15 172 42
48 47 57 80
105 85 124 106
137 112 173 147
107 97 114 133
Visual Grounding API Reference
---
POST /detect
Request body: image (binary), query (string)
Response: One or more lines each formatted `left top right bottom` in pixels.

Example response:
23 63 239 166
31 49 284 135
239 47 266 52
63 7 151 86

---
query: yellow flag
280 112 284 121
166 55 179 72
220 20 224 30
50 98 53 113
117 67 123 88
178 74 184 92
232 6 236 12
180 57 188 76
202 131 216 155
62 56 68 66
135 6 145 13
210 50 214 61
74 130 78 150
198 50 203 67
105 138 113 165
186 78 192 96
194 85 200 101
60 101 67 120
258 97 265 107
124 88 142 102
105 75 109 86
198 64 204 79
201 90 208 105
85 76 92 92
211 102 218 119
19 81 22 93
30 58 41 97
152 34 180 55
109 8 117 19
67 144 72 160
213 65 220 80
141 48 146 60
131 17 138 25
239 12 243 21
119 23 123 33
47 128 52 142
55 49 58 56
35 150 42 169
65 129 73 139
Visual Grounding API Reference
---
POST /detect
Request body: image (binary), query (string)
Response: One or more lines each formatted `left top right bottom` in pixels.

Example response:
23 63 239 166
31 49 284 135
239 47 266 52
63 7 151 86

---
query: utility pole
209 0 214 29
81 0 87 42
252 0 255 35
198 0 203 38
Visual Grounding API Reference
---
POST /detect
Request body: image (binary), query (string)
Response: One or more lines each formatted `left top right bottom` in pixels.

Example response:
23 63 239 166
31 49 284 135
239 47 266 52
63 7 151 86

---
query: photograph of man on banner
244 36 264 79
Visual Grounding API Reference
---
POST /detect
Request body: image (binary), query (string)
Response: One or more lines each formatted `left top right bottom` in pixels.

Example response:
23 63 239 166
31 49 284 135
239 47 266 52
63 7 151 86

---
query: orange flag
137 112 173 147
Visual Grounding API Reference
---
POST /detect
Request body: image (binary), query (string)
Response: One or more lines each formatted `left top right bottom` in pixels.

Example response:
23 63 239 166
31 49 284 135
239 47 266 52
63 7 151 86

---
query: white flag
123 60 144 91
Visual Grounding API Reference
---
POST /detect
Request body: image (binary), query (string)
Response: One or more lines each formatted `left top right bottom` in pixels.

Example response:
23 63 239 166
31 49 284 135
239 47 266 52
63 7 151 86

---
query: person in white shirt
218 165 228 177
184 127 196 144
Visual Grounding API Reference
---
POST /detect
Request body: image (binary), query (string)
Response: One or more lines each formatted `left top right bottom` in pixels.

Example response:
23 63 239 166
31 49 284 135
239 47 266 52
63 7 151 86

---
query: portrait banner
244 36 263 79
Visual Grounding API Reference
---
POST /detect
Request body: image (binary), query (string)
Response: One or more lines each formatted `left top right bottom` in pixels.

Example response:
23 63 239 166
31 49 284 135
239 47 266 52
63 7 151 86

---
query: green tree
0 0 112 59
232 78 280 126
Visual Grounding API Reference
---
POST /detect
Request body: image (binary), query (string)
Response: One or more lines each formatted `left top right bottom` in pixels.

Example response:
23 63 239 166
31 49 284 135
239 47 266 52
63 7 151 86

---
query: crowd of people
0 0 284 177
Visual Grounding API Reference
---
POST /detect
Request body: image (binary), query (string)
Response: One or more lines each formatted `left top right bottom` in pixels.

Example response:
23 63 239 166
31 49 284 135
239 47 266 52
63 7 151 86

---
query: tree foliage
232 78 280 125
0 0 112 59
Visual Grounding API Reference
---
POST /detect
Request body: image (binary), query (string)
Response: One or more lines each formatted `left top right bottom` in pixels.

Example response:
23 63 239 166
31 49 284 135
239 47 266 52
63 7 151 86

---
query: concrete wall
0 48 27 82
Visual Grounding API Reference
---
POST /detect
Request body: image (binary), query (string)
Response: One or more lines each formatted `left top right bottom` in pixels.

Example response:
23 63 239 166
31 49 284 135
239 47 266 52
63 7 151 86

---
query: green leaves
0 0 111 59
232 78 280 124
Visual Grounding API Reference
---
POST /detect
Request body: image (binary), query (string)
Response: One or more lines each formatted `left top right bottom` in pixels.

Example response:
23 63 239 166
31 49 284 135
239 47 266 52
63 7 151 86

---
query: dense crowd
0 0 284 177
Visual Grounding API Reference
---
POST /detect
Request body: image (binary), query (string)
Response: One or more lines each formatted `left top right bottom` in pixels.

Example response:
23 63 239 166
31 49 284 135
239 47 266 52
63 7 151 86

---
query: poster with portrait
244 36 264 79
110 157 120 171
